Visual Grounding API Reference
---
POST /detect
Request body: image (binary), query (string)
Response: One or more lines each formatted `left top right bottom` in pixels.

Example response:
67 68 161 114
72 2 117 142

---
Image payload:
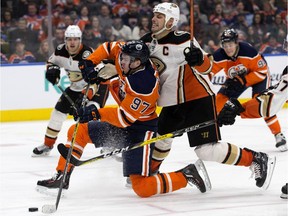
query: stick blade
42 204 56 214
57 143 80 166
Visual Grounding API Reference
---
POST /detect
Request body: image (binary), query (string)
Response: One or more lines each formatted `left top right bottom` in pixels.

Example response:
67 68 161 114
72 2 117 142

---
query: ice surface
0 110 287 216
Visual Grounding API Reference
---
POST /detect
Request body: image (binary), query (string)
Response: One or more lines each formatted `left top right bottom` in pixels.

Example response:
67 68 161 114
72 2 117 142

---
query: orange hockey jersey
211 42 269 87
87 41 160 128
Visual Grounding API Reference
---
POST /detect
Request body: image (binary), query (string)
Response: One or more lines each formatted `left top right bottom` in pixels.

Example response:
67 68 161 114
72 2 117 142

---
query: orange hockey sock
264 115 281 135
130 172 187 198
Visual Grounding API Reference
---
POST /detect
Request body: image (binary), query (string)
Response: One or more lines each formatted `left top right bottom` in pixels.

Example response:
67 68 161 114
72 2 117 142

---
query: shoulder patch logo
57 44 65 50
82 51 91 59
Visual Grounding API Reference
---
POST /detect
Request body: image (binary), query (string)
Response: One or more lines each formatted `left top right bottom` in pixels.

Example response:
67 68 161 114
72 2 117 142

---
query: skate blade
277 143 288 152
194 159 212 191
280 193 288 199
261 156 276 190
36 186 66 197
31 152 51 157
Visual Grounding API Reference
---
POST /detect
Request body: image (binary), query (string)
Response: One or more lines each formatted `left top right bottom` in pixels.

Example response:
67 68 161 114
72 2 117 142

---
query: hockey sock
130 172 187 198
264 115 281 135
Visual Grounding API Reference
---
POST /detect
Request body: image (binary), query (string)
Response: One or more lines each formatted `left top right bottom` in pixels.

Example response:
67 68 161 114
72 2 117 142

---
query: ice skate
36 170 72 196
32 144 53 157
280 183 288 199
178 159 211 193
275 133 287 152
250 151 276 190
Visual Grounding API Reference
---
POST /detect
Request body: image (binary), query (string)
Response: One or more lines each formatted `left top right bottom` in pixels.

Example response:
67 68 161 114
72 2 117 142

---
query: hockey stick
57 119 215 167
56 84 78 112
42 83 90 214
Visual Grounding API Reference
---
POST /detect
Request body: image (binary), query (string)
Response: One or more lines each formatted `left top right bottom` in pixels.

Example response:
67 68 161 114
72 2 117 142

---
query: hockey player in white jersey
134 2 276 190
32 25 109 156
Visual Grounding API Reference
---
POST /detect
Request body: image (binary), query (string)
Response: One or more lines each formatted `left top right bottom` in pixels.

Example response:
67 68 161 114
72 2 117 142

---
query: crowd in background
1 0 287 64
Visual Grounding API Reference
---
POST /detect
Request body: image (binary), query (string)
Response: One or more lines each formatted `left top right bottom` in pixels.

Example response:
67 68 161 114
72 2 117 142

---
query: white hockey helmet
153 3 180 28
65 25 82 41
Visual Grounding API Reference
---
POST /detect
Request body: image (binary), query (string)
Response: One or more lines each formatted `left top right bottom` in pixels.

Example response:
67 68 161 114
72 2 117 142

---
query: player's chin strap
42 83 91 214
57 119 216 167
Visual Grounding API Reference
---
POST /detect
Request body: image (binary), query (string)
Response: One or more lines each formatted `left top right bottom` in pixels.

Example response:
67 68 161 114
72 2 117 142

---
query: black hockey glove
184 43 204 67
73 102 101 123
46 65 60 85
79 60 98 84
217 98 245 127
223 74 247 97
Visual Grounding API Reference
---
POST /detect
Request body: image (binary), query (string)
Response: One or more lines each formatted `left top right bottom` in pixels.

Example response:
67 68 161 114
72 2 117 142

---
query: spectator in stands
79 0 102 17
121 2 140 30
131 15 151 40
138 0 153 17
198 0 215 17
23 2 44 31
8 38 36 63
97 3 113 29
57 14 74 29
1 10 17 35
111 15 132 41
82 24 102 49
35 39 49 62
8 17 39 55
63 0 79 15
209 3 227 27
0 52 9 64
112 0 130 17
90 16 102 39
230 13 249 33
101 25 119 42
250 12 267 40
268 13 287 39
76 5 90 31
259 33 286 54
52 28 65 50
246 26 262 51
262 1 276 24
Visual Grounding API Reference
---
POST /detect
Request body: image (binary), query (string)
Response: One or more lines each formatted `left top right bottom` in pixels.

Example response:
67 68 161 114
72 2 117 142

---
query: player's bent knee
194 142 229 163
155 135 173 150
130 175 154 198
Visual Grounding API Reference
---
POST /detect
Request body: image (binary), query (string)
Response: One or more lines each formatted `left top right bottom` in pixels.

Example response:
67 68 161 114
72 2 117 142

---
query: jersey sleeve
87 41 123 65
244 54 268 86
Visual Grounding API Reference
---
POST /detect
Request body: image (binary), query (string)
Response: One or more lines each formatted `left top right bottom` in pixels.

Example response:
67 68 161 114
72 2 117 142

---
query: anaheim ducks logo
150 56 166 75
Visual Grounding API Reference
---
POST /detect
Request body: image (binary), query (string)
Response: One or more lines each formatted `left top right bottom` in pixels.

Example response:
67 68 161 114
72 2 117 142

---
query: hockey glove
184 43 204 67
223 74 247 97
217 98 245 127
79 60 98 84
46 65 60 85
74 101 101 123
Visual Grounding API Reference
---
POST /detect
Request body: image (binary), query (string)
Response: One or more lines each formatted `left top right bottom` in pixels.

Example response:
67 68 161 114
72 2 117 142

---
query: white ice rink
0 110 287 216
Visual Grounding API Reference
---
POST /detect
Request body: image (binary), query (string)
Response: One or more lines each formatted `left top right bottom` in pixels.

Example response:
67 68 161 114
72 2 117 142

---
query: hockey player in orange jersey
36 40 212 197
218 36 288 198
211 28 286 151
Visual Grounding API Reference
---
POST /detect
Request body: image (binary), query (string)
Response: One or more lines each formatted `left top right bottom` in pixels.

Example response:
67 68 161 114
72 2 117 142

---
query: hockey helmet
220 28 238 45
153 3 180 28
65 25 82 40
121 40 150 64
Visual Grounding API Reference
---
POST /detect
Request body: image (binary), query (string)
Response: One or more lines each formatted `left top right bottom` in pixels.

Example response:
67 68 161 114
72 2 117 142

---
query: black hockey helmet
220 28 238 45
121 40 150 64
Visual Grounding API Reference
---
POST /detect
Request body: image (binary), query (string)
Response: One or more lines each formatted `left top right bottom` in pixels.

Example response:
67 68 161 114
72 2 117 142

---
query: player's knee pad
152 136 173 161
194 142 229 163
47 109 67 130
